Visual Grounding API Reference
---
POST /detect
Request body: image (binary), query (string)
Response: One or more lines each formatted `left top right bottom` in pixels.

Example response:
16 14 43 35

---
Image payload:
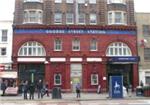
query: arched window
18 41 46 56
106 42 132 56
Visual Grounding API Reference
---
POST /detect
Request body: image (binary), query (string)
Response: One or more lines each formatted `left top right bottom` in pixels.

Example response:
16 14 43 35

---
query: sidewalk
0 92 148 102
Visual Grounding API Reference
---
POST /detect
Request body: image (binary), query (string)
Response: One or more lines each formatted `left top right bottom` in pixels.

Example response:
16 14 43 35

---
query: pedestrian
97 84 101 94
29 82 35 100
37 79 43 99
1 80 6 96
23 80 29 100
42 82 49 97
76 83 81 98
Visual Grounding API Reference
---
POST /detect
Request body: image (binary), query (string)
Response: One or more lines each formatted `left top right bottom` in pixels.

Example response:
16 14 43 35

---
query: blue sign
109 76 123 98
108 56 139 63
14 29 136 35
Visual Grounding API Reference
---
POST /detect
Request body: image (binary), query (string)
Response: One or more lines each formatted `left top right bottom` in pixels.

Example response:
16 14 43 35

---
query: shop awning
0 71 17 78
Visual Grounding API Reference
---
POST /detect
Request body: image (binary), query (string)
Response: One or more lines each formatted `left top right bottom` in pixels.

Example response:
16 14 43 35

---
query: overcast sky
0 0 150 21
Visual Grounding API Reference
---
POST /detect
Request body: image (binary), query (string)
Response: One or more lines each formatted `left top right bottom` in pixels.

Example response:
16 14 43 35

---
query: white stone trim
70 58 82 62
17 58 45 62
50 58 66 62
86 58 102 62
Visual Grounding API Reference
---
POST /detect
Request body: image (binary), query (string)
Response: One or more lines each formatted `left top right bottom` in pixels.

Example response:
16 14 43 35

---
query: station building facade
12 0 139 92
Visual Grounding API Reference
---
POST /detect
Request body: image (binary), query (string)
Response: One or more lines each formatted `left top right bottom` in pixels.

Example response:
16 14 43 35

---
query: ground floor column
133 64 139 90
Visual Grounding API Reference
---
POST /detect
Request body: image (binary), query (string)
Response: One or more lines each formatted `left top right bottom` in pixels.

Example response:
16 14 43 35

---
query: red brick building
12 0 138 92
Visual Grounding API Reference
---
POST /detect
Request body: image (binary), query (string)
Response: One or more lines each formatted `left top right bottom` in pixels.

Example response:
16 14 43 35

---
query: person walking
37 79 43 99
29 82 35 100
1 80 6 96
42 82 49 97
76 83 81 98
23 80 29 100
97 84 101 94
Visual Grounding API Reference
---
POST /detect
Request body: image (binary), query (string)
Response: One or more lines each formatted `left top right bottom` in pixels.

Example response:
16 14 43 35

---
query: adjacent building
12 0 139 92
136 13 150 86
0 21 13 71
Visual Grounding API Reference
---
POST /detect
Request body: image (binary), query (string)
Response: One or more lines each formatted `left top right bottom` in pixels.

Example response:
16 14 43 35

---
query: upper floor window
108 0 126 4
106 42 132 56
78 13 85 24
90 13 97 25
144 48 150 60
72 38 80 51
89 0 96 4
77 0 85 4
54 73 62 85
91 74 98 85
55 0 62 3
108 11 127 25
1 30 8 42
24 0 43 2
54 13 62 24
66 0 73 3
0 48 6 56
66 13 74 24
54 39 62 51
24 10 43 24
143 25 150 36
18 41 46 56
90 39 97 51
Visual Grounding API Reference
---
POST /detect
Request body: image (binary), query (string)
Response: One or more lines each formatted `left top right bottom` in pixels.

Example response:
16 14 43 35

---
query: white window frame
78 13 85 25
55 0 62 3
66 13 74 24
66 0 73 3
1 30 8 42
54 13 62 24
18 41 46 56
107 0 126 4
90 39 98 51
106 42 132 56
23 9 43 24
54 73 62 85
89 0 96 4
91 74 98 85
72 39 80 51
89 13 97 25
108 11 127 25
54 39 62 51
24 0 43 2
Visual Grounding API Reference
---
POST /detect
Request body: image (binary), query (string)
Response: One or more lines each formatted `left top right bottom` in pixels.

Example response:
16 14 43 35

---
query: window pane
66 13 74 24
78 0 85 4
18 41 46 56
72 39 80 51
106 42 132 56
143 25 150 36
1 48 6 56
115 12 122 23
144 48 150 60
78 13 85 24
66 0 73 3
90 14 97 25
55 0 62 3
89 0 96 4
90 39 97 51
54 13 62 24
1 30 8 42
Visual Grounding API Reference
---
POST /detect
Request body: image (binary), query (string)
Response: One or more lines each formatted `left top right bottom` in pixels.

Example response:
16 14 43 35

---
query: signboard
0 71 17 78
109 76 123 98
108 56 139 63
14 29 136 35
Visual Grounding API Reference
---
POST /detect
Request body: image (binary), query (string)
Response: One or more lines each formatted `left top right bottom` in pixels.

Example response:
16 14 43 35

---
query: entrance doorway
18 63 45 83
107 64 133 89
70 64 82 92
